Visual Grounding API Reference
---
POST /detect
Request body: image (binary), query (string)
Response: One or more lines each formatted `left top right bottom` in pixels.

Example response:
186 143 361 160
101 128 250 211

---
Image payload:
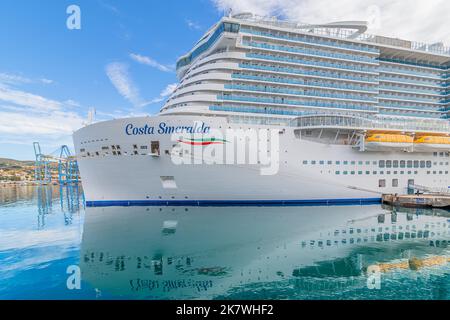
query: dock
382 194 450 209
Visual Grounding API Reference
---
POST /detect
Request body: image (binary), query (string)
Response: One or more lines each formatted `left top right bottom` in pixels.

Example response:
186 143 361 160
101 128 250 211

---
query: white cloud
146 83 178 105
106 62 144 107
0 73 32 85
0 72 54 86
0 86 61 112
129 53 175 73
160 83 178 97
212 0 450 44
186 19 202 30
40 78 54 85
0 72 85 149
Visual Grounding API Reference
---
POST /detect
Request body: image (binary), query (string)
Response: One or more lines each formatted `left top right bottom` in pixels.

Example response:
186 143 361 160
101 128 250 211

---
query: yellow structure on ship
365 133 413 151
364 133 450 152
413 136 450 152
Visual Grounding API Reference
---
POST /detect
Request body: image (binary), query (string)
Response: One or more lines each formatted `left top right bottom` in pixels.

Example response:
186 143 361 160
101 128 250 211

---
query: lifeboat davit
413 136 450 152
365 134 413 151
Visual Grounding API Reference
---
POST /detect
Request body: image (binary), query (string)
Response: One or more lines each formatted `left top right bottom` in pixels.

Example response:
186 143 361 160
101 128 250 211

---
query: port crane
33 142 80 185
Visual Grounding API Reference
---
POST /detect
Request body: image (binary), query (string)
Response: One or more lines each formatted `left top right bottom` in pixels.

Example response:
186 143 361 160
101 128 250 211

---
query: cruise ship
73 13 450 207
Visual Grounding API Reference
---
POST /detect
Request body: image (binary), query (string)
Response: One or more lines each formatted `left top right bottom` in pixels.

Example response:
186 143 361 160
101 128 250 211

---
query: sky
0 0 449 160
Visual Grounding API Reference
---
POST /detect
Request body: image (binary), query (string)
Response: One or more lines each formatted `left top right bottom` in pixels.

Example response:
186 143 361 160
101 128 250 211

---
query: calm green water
0 185 449 300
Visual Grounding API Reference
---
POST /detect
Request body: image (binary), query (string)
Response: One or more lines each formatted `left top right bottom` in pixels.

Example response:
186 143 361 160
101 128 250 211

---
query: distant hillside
0 158 35 169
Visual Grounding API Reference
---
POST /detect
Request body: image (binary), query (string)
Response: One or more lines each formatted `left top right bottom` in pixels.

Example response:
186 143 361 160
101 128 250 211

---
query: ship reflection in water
81 204 450 300
0 185 449 299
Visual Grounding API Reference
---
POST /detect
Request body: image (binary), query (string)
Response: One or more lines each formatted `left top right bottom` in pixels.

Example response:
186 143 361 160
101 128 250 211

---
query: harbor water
0 185 449 300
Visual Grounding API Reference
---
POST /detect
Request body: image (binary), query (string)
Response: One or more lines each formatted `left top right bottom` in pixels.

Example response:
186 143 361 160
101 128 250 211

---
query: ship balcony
379 76 444 88
247 53 379 75
379 85 444 96
217 94 379 113
224 84 378 103
239 27 380 54
379 94 447 105
379 67 443 80
241 40 379 65
231 73 378 93
240 63 378 83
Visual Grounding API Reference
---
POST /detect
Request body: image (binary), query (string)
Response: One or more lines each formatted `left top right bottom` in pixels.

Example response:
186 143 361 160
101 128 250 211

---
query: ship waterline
74 14 450 206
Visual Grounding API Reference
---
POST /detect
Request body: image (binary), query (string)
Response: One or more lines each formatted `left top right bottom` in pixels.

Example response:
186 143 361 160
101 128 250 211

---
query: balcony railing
379 85 443 96
293 115 450 133
379 94 445 104
247 53 378 74
224 84 378 102
379 110 442 119
380 102 440 112
379 67 443 79
217 94 378 112
240 63 377 83
239 27 379 54
243 40 377 64
232 73 378 92
236 17 450 56
379 76 443 88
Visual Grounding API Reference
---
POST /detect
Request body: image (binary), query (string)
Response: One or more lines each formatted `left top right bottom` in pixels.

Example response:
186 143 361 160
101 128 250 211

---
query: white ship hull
73 116 450 207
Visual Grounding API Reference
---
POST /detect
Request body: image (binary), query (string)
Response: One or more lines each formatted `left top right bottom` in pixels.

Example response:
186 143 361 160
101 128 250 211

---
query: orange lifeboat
365 134 413 151
414 136 450 152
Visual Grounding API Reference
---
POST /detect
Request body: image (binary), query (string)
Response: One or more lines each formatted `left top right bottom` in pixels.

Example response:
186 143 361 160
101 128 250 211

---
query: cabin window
101 147 109 150
400 160 406 168
134 150 138 155
393 160 399 168
420 161 425 168
80 148 86 152
392 179 399 187
386 160 392 168
140 146 148 150
407 160 413 168
379 160 385 168
379 179 386 188
151 141 160 155
414 161 419 168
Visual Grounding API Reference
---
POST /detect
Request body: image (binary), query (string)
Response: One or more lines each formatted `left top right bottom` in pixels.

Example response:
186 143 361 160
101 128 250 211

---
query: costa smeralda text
125 122 211 135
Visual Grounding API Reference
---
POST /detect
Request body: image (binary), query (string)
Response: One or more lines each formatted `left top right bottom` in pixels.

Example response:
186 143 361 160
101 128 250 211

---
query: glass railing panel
240 63 378 83
232 73 378 92
217 94 379 112
243 41 377 64
240 28 379 54
247 53 378 74
225 84 378 102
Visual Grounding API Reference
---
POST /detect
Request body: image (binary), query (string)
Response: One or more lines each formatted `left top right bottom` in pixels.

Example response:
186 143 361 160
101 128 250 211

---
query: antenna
87 107 96 125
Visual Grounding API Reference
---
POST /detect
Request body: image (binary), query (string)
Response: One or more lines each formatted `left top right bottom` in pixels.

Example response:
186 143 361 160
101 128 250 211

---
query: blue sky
0 0 223 160
0 0 448 160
